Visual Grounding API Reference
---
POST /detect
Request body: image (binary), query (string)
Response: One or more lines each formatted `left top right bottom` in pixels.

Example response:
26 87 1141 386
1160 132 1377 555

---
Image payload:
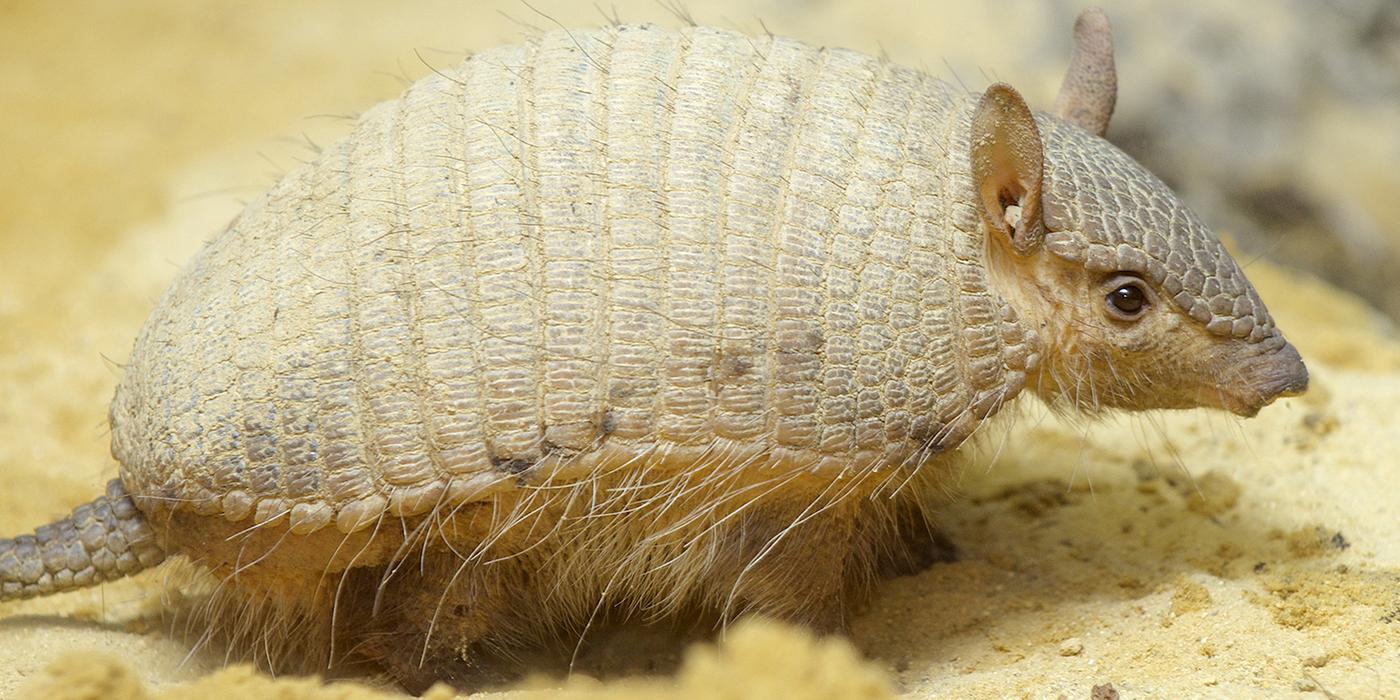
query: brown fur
154 454 952 690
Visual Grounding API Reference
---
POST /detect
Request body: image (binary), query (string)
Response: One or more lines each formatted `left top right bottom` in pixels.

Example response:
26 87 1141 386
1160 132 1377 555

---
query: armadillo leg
0 478 165 601
372 640 484 695
716 490 864 632
873 500 959 579
343 553 511 693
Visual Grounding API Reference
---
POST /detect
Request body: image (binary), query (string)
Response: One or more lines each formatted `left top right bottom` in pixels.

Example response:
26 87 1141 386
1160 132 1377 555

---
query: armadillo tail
0 479 165 602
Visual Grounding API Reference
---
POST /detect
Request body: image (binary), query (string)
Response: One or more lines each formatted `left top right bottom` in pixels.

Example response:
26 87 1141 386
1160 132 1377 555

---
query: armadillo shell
109 25 1035 534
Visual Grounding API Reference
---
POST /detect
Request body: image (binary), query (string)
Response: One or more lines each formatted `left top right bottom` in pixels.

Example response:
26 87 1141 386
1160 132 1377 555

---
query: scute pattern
1037 116 1284 349
107 25 1038 534
0 480 164 599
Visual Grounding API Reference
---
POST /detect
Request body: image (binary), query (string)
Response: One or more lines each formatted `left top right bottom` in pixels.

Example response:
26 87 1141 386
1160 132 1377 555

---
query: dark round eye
1107 282 1148 317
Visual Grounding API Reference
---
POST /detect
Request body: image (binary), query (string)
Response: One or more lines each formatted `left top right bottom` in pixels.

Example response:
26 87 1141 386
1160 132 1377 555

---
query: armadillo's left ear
971 83 1045 256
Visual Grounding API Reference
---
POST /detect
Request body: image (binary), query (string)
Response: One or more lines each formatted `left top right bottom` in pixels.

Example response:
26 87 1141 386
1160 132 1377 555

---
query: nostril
1262 344 1309 400
1277 369 1308 397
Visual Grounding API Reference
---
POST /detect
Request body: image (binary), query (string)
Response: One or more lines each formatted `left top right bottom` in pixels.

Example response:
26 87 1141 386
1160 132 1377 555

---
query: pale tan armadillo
0 9 1307 690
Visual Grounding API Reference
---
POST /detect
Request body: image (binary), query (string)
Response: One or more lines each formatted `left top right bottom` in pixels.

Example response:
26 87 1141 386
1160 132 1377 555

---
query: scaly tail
0 479 165 601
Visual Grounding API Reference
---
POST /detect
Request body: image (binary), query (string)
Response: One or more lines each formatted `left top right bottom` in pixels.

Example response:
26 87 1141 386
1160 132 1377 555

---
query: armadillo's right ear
1053 7 1116 137
971 83 1045 256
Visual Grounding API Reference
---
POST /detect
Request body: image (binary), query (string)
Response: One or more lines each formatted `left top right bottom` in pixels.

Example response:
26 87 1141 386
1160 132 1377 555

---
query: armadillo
0 9 1307 690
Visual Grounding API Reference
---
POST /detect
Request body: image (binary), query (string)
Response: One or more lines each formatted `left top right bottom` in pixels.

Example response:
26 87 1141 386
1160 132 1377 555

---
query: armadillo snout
1213 341 1309 417
1255 342 1309 400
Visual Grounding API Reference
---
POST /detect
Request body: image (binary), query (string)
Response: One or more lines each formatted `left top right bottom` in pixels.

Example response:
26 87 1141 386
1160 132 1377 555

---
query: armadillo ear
1053 7 1117 137
971 83 1045 256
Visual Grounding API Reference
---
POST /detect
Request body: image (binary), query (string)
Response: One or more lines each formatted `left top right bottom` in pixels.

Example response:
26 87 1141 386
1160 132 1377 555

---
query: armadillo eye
1107 282 1148 318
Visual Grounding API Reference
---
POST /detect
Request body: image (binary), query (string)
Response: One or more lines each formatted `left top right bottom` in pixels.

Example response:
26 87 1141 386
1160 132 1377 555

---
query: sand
2 2 1397 698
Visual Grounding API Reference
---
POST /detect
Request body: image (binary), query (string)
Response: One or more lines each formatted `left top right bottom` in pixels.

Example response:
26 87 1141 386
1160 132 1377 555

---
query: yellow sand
2 2 1397 698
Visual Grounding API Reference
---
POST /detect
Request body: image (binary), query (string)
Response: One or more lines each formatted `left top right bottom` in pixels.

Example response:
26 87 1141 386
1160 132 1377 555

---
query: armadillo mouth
1208 342 1309 417
1255 342 1309 397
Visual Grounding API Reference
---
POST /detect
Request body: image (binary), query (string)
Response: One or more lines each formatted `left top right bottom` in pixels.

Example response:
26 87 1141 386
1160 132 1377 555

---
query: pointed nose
1260 342 1309 400
1226 342 1309 417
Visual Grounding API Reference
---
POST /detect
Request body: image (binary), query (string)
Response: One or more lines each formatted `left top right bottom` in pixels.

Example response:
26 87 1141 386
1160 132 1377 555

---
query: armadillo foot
348 555 510 694
371 643 484 696
877 506 959 579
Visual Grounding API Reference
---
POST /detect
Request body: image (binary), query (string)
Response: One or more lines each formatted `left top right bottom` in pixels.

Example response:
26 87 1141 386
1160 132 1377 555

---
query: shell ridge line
452 51 491 486
890 68 943 463
946 92 991 428
248 156 294 522
651 27 693 442
338 99 393 531
851 57 899 453
310 139 363 521
778 48 875 453
360 98 422 502
935 94 974 451
391 72 442 515
662 27 745 445
473 41 535 469
591 27 616 455
521 31 547 466
272 170 308 510
762 42 827 446
906 67 952 456
601 26 679 446
846 54 896 455
279 168 331 521
687 27 733 440
708 31 768 435
295 164 355 530
535 27 611 453
719 34 816 445
407 58 482 487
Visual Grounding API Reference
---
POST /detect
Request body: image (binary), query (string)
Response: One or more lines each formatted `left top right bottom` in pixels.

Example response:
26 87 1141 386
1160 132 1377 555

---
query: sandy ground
1 2 1397 698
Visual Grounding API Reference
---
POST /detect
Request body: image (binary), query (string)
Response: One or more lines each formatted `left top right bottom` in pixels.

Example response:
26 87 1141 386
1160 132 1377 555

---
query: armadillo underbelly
108 25 1036 536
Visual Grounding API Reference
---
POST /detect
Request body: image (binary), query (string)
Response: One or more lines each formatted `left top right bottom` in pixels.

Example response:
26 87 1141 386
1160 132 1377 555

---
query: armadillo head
974 8 1307 418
